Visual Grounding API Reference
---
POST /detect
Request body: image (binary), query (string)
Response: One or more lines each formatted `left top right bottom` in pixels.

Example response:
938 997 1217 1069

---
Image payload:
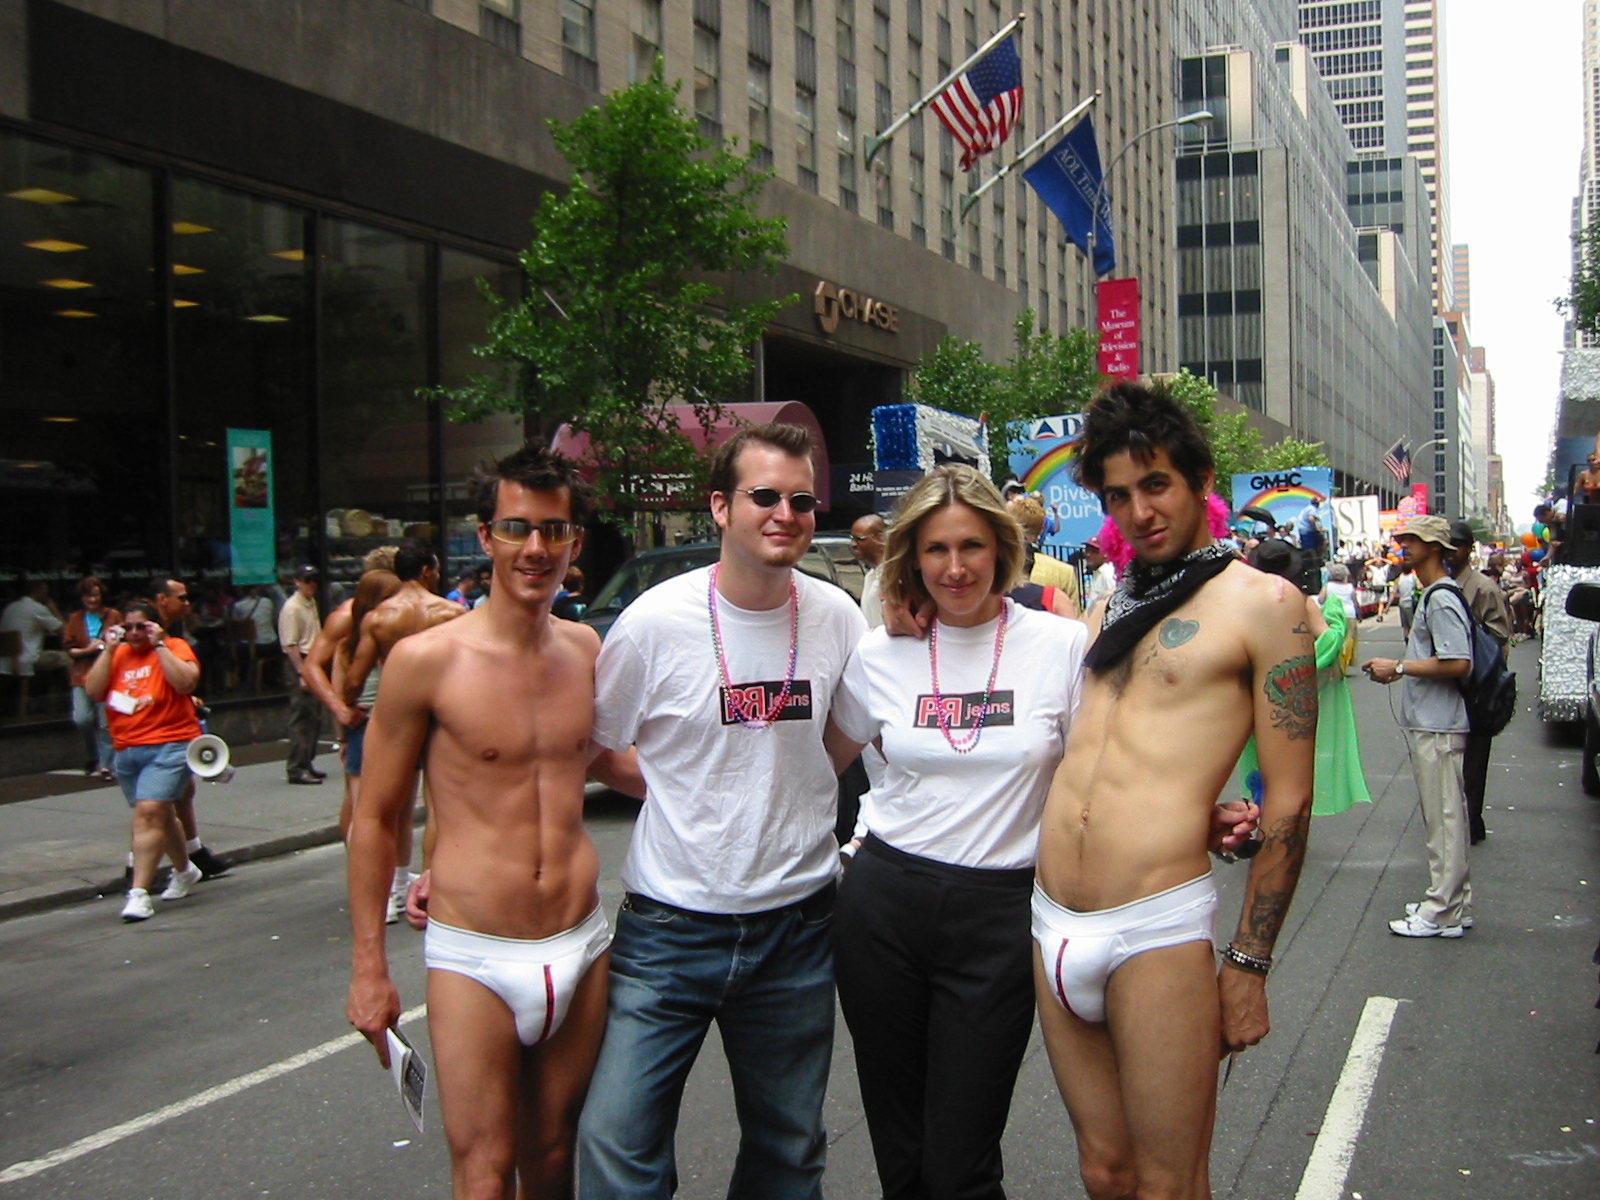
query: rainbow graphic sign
1006 415 1105 548
1230 467 1335 527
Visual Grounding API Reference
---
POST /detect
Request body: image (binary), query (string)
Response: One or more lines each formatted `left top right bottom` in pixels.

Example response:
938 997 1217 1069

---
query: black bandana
1084 541 1237 673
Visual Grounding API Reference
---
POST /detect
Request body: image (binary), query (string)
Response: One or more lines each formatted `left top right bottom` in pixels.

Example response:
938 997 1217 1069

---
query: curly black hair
1073 382 1214 496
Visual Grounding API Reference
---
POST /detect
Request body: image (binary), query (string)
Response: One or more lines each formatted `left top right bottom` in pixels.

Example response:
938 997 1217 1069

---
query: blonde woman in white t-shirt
826 465 1089 1199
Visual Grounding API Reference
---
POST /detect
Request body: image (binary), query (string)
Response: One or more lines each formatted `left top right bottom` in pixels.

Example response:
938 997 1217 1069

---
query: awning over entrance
549 401 833 510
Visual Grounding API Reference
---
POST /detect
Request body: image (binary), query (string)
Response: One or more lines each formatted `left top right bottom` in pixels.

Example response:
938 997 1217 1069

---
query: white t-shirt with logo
594 566 867 913
831 600 1087 870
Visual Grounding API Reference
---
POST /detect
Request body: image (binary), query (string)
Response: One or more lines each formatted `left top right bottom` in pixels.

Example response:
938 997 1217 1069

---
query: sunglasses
487 518 581 547
734 487 818 514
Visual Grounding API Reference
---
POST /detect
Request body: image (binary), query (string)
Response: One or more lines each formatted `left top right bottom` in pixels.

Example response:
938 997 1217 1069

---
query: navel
482 747 499 761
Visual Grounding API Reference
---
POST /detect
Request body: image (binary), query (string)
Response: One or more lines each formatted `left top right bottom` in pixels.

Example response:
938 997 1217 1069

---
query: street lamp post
1082 110 1212 329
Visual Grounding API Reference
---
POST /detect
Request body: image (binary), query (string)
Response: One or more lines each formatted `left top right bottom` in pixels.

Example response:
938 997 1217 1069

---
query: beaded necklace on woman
927 598 1010 754
707 562 800 730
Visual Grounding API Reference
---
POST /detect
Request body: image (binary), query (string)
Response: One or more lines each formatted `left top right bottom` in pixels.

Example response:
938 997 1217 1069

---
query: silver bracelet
1222 942 1272 975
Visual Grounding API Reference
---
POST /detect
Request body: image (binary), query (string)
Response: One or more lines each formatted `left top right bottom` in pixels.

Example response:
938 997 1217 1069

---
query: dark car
812 534 866 600
1565 581 1600 794
582 541 842 639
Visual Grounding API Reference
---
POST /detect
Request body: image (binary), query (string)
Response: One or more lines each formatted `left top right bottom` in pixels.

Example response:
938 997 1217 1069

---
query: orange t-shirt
106 638 204 750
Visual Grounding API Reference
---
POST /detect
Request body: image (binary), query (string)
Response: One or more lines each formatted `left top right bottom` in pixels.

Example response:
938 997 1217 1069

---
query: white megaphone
186 734 235 783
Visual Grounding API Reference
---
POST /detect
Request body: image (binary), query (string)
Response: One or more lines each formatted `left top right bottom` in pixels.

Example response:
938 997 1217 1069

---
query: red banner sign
1096 277 1140 380
1410 483 1429 515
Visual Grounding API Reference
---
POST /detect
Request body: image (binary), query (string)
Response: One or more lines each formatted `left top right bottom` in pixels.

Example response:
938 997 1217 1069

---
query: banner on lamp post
1410 483 1430 515
1096 277 1139 380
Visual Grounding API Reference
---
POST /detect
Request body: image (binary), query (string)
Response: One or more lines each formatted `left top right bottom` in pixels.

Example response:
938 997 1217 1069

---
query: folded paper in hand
386 1027 427 1133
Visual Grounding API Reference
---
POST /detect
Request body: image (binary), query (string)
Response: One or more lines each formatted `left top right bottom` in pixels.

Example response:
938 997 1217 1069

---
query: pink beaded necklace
928 600 1009 753
708 562 799 730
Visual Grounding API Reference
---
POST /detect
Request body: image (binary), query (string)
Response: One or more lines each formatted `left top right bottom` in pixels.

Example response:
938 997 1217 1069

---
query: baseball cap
1395 514 1453 548
294 565 320 581
1447 520 1476 547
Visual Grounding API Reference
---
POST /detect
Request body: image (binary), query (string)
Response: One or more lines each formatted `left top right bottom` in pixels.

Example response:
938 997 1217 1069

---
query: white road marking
0 1004 428 1185
1294 995 1404 1200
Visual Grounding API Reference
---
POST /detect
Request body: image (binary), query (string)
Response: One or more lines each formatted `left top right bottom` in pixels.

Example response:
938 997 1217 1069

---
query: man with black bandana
1031 383 1316 1200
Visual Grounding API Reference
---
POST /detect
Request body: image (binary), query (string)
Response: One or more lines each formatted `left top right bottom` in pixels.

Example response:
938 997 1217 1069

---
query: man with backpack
1362 514 1477 938
1446 521 1514 844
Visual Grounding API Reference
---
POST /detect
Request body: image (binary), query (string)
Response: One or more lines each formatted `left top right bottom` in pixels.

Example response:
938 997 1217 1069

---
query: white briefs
424 907 611 1045
1031 874 1218 1024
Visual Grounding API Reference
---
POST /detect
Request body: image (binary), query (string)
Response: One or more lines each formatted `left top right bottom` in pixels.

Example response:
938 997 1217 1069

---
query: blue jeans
577 887 836 1200
71 686 113 770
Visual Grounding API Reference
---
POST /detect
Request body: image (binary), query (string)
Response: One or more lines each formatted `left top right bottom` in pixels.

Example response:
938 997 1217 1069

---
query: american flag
929 37 1024 172
1382 440 1410 484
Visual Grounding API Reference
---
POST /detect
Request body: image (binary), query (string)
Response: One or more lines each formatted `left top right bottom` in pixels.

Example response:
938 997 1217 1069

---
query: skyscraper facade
1174 0 1432 504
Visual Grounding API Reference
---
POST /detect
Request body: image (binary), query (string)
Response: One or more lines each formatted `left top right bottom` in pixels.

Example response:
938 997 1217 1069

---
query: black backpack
1420 582 1517 737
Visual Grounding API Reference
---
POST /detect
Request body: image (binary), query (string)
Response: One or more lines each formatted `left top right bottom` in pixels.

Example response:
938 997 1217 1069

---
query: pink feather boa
1095 493 1232 579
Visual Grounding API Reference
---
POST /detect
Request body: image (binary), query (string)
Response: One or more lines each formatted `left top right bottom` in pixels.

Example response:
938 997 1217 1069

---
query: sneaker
121 889 154 922
1389 911 1465 938
189 846 234 880
385 890 403 925
161 863 203 901
1406 901 1473 929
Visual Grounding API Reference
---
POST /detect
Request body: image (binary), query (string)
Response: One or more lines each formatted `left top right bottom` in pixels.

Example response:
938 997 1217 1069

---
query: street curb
0 804 425 923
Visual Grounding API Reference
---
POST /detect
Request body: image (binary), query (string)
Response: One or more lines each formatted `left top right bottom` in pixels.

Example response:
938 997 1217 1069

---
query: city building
1298 0 1452 311
1466 344 1495 525
1174 0 1432 506
1555 1 1599 505
0 0 1176 753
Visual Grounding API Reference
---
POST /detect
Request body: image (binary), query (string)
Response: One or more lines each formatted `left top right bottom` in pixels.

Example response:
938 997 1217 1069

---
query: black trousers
833 835 1035 1200
286 684 321 775
1463 729 1492 844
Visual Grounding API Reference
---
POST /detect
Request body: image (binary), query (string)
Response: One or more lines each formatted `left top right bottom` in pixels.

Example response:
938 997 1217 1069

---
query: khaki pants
1406 729 1472 926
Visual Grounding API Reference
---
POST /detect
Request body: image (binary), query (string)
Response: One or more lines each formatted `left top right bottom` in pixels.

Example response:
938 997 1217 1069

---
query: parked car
1564 580 1600 794
582 540 842 639
812 534 866 600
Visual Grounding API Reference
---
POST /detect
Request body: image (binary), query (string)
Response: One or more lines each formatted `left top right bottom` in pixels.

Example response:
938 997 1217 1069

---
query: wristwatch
1395 661 1406 676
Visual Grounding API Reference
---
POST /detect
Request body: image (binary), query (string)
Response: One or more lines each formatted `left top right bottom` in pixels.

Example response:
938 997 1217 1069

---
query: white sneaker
1406 901 1473 929
385 890 403 925
161 863 202 901
121 888 155 921
1389 911 1465 938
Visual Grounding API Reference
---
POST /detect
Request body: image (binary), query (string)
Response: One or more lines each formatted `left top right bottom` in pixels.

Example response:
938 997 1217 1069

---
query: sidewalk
0 742 405 920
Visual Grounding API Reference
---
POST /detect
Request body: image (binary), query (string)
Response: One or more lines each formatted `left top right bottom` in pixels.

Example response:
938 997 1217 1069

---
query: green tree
902 310 1101 484
1160 370 1329 504
431 64 794 521
1558 217 1600 340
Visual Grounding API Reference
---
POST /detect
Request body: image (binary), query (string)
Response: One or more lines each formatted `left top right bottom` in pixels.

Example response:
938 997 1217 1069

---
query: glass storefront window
1 131 162 723
171 178 313 697
320 219 429 598
440 248 524 582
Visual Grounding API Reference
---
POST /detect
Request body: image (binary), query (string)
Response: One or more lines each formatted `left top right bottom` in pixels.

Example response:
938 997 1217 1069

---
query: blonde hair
362 545 399 573
1007 494 1046 542
880 466 1026 609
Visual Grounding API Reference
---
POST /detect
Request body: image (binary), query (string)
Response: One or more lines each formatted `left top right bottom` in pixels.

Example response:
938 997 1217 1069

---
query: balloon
1530 548 1547 562
1520 532 1539 548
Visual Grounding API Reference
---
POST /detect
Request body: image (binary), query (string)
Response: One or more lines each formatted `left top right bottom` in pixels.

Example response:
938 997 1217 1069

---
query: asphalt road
1 622 1596 1198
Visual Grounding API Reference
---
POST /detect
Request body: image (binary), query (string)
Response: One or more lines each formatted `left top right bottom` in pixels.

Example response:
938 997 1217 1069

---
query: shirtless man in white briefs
346 444 640 1198
1032 383 1316 1199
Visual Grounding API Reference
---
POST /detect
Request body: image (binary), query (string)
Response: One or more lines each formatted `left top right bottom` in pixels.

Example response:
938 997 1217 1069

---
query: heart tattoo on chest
1159 618 1200 648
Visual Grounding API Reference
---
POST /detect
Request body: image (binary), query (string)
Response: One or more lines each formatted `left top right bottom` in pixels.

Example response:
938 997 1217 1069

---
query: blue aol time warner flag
1023 116 1115 277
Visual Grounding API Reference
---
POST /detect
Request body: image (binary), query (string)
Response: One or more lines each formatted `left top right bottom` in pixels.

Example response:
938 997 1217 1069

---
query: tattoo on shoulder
1159 617 1199 648
1291 621 1313 637
1262 653 1316 741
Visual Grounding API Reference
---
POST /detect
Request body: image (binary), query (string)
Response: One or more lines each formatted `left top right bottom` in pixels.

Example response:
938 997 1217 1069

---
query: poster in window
226 428 276 586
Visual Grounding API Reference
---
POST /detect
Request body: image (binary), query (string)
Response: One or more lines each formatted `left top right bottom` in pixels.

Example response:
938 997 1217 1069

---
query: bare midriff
1036 570 1257 912
415 621 601 941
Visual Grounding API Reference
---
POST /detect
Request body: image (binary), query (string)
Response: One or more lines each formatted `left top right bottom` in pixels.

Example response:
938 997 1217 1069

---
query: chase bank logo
814 279 899 335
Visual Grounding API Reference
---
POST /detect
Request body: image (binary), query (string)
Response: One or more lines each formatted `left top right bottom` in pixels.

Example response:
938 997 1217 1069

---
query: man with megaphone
85 599 206 922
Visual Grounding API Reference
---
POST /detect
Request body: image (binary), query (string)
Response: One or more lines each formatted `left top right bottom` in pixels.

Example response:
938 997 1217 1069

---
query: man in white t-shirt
1082 536 1117 614
852 513 886 629
579 423 866 1200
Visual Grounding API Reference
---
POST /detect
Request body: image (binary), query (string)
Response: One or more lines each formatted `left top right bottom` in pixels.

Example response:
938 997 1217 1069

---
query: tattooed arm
1220 578 1316 1052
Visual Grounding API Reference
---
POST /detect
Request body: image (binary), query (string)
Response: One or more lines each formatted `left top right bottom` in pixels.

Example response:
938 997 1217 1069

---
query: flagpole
863 12 1026 168
1080 109 1212 330
958 91 1100 221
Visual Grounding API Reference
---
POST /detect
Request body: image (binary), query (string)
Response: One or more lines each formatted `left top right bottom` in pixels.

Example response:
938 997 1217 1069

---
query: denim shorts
342 721 367 776
113 740 193 805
